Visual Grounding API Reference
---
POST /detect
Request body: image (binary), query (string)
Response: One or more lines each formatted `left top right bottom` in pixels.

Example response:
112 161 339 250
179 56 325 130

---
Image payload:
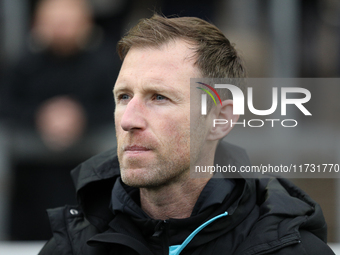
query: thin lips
124 145 151 151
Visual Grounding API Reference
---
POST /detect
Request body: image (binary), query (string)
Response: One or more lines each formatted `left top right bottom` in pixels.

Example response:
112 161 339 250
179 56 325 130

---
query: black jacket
1 42 119 130
39 142 335 255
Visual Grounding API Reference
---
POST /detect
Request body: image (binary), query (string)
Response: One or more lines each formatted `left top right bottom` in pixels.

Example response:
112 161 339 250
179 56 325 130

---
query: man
39 15 334 254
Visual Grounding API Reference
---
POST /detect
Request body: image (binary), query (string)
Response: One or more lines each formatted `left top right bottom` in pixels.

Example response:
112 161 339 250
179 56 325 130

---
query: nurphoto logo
196 81 312 128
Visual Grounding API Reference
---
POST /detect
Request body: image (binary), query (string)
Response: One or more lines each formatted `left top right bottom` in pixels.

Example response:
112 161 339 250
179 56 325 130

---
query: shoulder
268 230 336 255
299 230 335 255
39 205 106 255
40 149 120 254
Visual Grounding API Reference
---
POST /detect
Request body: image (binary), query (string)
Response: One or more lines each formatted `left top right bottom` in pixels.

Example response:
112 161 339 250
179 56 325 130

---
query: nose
120 97 147 132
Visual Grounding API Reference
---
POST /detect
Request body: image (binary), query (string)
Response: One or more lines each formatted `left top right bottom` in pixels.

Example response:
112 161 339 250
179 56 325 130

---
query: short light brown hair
118 14 246 105
118 14 246 78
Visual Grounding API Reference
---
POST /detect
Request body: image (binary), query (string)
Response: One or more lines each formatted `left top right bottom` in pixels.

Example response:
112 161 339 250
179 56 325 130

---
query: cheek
160 115 190 148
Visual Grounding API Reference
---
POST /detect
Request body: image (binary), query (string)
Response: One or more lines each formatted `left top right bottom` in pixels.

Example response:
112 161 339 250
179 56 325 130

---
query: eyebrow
113 80 186 104
113 79 179 95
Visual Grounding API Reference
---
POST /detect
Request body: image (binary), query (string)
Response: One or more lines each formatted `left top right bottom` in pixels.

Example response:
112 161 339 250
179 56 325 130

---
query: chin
120 168 160 188
122 169 188 190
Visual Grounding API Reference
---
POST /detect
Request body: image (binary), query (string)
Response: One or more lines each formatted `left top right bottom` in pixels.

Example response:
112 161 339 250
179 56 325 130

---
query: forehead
115 40 200 90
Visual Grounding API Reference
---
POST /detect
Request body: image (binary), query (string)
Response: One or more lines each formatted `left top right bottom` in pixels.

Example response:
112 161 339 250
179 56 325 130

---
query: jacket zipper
161 220 169 255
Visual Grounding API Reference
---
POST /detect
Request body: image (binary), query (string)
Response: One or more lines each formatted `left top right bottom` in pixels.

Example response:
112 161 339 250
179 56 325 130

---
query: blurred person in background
4 0 118 150
1 0 120 240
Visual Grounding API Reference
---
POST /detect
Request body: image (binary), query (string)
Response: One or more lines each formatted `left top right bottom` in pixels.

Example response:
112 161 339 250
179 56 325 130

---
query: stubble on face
114 40 202 189
118 119 191 188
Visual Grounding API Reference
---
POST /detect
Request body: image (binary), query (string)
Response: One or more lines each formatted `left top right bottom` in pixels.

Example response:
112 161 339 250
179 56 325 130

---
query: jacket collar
70 141 252 234
70 141 328 254
71 147 120 194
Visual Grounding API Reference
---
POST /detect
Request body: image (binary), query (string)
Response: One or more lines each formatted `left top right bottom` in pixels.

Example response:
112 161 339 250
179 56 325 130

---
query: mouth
124 145 152 154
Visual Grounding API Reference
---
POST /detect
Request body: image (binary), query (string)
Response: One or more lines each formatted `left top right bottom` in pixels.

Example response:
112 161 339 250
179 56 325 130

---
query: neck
140 174 211 220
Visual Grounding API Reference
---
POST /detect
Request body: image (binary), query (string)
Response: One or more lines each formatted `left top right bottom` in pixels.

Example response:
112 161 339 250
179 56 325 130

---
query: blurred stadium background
1 0 340 253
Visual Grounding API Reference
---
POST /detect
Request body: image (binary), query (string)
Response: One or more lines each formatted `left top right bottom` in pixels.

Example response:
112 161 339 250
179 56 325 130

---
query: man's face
114 40 203 188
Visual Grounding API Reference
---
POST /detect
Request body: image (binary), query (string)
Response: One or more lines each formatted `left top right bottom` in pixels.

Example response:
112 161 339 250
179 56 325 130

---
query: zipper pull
152 220 168 237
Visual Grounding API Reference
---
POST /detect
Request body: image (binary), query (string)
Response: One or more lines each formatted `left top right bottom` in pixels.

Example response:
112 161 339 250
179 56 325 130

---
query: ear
206 100 239 141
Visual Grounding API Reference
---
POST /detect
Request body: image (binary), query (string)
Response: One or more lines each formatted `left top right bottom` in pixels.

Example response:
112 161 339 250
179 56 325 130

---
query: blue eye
120 94 129 100
155 94 166 101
